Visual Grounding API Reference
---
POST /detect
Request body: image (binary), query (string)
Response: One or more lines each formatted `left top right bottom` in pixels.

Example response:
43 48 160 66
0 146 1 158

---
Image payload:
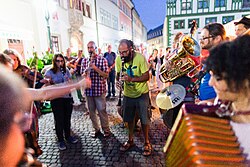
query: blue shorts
122 92 151 125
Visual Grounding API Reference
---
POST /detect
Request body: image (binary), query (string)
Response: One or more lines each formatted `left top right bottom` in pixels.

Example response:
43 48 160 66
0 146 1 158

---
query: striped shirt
81 54 108 96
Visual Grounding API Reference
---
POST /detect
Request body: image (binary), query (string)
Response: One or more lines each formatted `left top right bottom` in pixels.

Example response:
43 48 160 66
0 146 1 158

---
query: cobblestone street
38 92 169 167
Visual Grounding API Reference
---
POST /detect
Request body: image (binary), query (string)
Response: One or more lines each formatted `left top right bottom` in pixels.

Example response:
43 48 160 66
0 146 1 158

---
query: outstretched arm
27 77 91 101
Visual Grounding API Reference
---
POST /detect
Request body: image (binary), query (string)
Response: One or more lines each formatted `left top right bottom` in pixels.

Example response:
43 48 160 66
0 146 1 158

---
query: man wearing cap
234 16 250 36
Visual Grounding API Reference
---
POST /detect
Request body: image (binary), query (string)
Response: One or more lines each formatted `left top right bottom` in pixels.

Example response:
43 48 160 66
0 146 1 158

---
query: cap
234 16 250 27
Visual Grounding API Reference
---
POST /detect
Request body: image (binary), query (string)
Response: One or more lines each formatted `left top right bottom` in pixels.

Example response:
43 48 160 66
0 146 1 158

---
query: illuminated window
188 19 199 28
198 0 209 8
215 0 226 7
52 36 59 52
222 16 234 24
205 17 217 24
181 0 192 10
174 20 185 29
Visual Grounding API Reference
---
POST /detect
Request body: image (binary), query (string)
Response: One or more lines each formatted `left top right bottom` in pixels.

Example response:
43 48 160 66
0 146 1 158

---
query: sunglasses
56 60 64 63
199 35 215 41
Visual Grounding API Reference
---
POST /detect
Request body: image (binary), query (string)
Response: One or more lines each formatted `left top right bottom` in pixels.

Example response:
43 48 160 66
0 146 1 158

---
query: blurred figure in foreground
206 35 250 161
0 64 31 166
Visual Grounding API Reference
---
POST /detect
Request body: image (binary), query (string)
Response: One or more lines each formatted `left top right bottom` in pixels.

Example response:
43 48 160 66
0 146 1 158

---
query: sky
133 0 166 31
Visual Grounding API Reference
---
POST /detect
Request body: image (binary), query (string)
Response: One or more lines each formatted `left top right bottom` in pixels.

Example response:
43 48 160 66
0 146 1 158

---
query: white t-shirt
231 121 250 160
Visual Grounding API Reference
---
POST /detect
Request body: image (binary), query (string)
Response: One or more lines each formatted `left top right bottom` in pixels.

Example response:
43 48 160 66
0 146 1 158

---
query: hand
89 62 97 71
121 74 132 82
69 68 75 74
84 77 92 88
40 78 50 84
43 77 53 85
79 77 91 89
107 67 111 73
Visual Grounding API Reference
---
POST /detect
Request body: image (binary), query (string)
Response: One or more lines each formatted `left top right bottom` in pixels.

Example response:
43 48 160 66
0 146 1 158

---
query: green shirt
115 52 149 98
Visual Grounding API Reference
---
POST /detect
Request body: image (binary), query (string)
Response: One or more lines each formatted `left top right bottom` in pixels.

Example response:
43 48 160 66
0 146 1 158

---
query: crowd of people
0 15 250 165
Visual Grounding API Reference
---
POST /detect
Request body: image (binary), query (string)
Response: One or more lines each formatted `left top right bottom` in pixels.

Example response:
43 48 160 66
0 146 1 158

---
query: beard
123 52 133 63
201 40 214 50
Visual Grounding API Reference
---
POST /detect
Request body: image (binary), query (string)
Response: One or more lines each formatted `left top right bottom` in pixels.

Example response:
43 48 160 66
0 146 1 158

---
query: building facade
147 24 164 54
164 0 250 47
0 0 147 60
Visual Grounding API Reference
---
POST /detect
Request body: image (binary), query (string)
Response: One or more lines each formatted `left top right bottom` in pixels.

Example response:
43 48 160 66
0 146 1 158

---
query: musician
64 48 76 70
161 32 194 128
3 49 46 88
0 64 31 166
45 54 78 151
234 16 250 37
3 49 45 156
116 39 152 156
80 41 111 138
0 53 91 102
74 49 84 77
205 35 250 160
198 23 226 103
148 49 158 87
163 46 171 64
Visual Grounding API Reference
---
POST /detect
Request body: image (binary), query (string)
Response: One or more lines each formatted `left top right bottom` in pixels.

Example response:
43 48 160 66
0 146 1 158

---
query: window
82 2 91 18
174 20 185 29
188 19 199 28
52 36 59 52
100 8 112 27
222 16 234 24
110 0 117 5
86 4 91 18
112 15 118 30
198 0 209 8
242 0 250 8
82 2 85 16
181 0 192 10
215 0 226 7
205 17 217 24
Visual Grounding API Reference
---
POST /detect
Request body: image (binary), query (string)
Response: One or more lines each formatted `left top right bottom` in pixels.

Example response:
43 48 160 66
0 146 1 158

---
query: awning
0 24 33 40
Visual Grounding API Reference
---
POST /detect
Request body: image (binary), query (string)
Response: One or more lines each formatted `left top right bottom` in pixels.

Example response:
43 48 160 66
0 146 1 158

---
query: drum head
156 84 186 110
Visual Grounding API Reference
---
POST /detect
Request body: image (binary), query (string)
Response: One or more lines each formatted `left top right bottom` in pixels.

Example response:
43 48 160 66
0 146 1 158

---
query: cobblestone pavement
38 92 169 167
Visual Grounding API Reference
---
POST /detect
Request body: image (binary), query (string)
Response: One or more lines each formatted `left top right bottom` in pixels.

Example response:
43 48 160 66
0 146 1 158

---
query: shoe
134 125 140 132
67 136 78 144
90 130 102 138
84 111 90 116
112 94 116 97
104 131 112 138
151 106 156 110
73 102 82 106
120 140 135 152
142 143 153 156
106 94 111 98
58 141 67 151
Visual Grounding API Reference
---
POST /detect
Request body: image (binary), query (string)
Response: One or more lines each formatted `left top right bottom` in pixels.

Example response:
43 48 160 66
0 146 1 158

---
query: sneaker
73 102 82 106
58 141 67 151
90 130 102 138
67 136 78 144
112 94 116 97
104 131 112 138
106 94 111 98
